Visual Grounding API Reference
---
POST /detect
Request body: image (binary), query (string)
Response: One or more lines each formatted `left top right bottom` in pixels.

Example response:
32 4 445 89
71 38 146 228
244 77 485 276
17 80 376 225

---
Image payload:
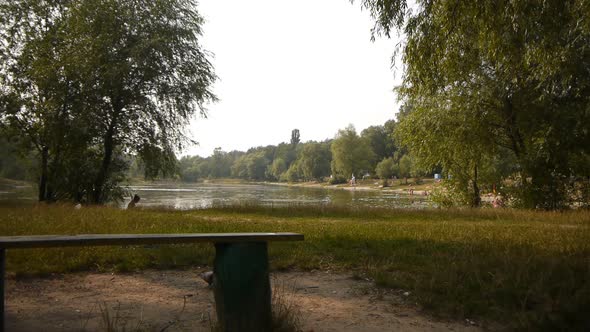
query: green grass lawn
1 203 589 330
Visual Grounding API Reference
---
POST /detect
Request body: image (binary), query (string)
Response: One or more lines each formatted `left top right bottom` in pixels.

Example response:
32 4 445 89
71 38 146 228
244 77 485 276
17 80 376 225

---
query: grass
1 202 589 330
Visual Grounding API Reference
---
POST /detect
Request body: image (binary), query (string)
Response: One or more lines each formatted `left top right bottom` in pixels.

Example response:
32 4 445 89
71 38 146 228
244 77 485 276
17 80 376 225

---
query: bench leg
1 249 4 332
213 242 271 332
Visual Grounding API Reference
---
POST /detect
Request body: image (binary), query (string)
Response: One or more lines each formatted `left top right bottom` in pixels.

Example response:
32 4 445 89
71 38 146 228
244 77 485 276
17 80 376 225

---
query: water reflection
123 183 431 210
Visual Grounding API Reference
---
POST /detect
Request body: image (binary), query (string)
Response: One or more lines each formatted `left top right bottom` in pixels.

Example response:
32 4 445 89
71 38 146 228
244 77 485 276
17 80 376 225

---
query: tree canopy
331 125 375 179
361 0 590 208
0 0 216 203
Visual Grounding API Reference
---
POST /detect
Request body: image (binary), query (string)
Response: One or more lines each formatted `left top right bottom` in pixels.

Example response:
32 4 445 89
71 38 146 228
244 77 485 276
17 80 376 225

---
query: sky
186 0 403 157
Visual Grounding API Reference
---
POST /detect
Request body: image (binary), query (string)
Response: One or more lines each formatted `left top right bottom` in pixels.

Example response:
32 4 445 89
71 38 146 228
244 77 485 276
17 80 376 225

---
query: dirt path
6 269 482 331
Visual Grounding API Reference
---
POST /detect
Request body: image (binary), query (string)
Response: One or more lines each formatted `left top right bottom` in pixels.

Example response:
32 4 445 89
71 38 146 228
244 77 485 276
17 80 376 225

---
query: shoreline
260 180 432 196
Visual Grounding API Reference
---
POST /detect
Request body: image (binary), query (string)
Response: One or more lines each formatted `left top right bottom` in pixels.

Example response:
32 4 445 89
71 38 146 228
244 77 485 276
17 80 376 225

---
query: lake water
0 181 432 209
122 183 432 210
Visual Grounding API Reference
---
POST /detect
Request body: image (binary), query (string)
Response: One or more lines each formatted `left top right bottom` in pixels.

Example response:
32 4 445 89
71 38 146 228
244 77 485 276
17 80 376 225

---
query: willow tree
1 0 217 203
331 125 374 180
69 0 217 203
298 141 331 181
360 0 590 208
0 0 89 201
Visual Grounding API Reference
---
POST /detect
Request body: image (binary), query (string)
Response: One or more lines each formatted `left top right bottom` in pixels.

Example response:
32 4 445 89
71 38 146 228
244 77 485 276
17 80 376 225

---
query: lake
0 181 432 209
122 182 431 210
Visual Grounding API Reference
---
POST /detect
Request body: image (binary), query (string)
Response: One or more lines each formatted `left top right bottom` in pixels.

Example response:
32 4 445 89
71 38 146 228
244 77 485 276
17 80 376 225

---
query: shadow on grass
300 235 590 331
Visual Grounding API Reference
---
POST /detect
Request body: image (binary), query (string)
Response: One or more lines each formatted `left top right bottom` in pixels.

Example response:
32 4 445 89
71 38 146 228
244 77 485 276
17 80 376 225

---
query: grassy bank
1 203 589 330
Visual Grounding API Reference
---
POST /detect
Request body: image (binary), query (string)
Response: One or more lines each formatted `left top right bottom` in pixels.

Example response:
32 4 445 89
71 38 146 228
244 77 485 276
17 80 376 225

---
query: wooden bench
0 232 304 332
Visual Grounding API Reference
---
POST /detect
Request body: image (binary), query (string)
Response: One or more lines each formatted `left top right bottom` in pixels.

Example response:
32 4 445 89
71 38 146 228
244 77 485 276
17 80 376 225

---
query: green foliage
362 0 590 209
360 124 395 171
297 142 331 181
231 150 270 181
428 182 471 208
175 122 406 184
0 137 34 180
290 129 300 146
397 154 412 182
0 0 216 203
330 125 375 179
138 145 178 180
178 155 206 182
375 157 395 180
210 148 234 178
267 158 287 181
328 175 347 185
282 161 302 183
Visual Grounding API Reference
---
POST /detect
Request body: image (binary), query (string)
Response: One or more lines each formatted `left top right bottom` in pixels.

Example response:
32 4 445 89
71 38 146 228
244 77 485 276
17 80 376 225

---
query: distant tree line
177 125 422 184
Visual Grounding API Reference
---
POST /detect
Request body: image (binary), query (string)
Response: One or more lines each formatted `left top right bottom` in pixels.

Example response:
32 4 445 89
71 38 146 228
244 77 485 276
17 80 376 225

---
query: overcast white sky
186 0 403 157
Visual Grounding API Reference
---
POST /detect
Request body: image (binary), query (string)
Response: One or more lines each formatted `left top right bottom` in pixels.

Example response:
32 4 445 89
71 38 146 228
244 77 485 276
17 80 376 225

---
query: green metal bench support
0 233 304 332
214 242 272 331
0 249 4 332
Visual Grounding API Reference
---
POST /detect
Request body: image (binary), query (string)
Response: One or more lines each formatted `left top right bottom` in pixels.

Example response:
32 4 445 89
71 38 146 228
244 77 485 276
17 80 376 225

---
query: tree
395 97 493 206
210 148 233 178
375 157 395 180
179 155 203 182
330 125 374 179
361 125 390 171
231 151 270 181
360 0 590 209
72 0 216 203
0 136 32 180
298 141 331 181
382 119 398 157
290 129 300 145
398 154 413 185
267 158 287 181
274 142 297 172
1 0 217 203
283 160 303 182
0 0 88 201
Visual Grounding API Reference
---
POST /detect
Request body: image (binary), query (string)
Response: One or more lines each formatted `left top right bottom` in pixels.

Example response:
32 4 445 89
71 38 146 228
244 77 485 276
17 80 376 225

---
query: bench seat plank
0 233 304 248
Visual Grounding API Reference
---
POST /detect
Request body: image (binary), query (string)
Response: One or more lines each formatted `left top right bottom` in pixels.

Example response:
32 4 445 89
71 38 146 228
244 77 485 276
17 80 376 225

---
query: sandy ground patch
6 269 482 331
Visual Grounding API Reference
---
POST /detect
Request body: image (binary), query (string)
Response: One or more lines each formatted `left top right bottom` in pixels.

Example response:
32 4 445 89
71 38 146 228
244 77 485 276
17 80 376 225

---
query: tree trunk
503 96 525 159
472 164 481 207
38 146 49 202
92 125 115 204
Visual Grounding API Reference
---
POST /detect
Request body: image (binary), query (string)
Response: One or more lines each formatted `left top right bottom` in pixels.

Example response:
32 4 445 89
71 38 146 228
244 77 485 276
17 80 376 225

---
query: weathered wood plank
0 233 304 249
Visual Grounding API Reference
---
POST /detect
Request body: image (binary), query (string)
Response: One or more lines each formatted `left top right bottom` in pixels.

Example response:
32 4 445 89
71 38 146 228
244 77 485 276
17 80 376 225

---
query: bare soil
6 269 482 331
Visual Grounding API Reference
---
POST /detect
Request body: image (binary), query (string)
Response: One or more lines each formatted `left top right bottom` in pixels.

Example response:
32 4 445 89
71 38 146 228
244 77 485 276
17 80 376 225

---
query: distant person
350 174 356 186
492 195 503 208
409 184 414 195
127 194 140 209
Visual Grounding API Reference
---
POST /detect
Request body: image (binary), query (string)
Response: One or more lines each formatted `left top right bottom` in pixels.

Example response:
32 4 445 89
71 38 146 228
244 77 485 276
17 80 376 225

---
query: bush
429 182 470 208
328 176 347 185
